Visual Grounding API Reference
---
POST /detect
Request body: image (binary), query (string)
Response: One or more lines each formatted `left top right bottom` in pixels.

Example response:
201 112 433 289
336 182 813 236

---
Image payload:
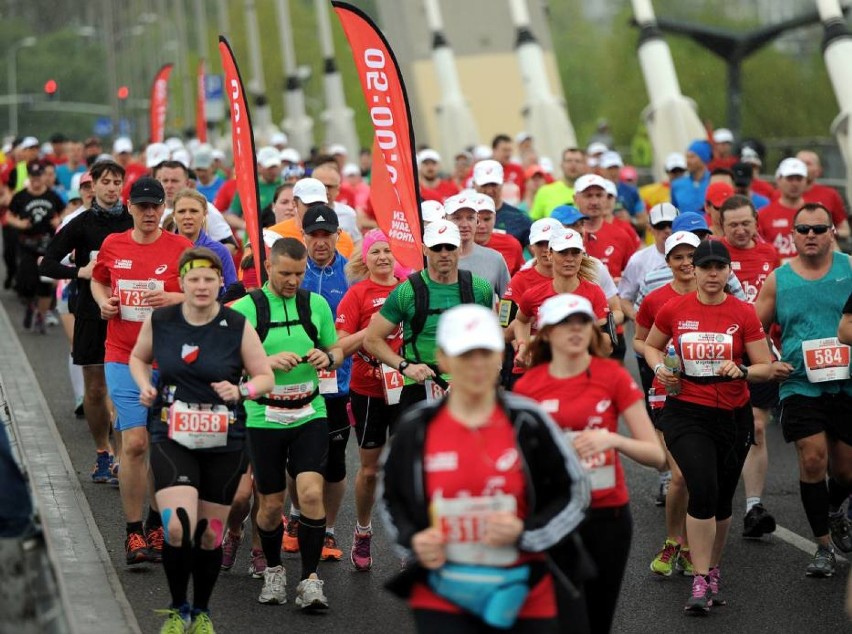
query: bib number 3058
168 401 229 450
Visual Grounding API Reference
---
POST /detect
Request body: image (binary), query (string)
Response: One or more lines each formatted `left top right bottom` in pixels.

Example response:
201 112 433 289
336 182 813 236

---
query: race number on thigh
564 430 616 492
802 338 851 383
680 332 733 378
431 492 518 566
167 401 230 450
117 279 163 322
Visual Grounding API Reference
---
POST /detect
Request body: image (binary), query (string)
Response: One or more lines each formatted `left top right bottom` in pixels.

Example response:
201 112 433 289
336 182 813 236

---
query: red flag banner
196 60 208 143
218 36 265 284
332 2 423 271
149 63 173 143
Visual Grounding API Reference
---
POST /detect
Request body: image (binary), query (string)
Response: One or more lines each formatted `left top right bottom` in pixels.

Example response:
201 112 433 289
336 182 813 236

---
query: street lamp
7 36 37 136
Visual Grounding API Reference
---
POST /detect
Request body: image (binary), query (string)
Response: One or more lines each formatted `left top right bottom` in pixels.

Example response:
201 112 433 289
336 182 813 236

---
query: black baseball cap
693 239 731 267
27 160 46 176
129 177 166 205
731 162 753 188
302 205 339 234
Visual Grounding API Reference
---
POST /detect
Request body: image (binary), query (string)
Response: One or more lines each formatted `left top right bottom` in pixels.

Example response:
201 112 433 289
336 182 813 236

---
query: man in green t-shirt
364 219 494 410
229 146 284 217
530 147 586 220
230 237 343 610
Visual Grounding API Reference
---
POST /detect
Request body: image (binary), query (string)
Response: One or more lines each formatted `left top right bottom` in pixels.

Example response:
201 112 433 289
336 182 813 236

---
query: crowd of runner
1 127 851 632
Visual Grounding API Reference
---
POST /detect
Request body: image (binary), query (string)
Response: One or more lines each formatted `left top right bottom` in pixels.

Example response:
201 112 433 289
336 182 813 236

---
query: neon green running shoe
676 547 695 576
650 539 680 576
188 612 216 634
156 607 190 634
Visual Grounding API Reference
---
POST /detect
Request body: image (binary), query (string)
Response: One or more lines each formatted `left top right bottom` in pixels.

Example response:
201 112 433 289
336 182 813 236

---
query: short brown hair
719 194 756 225
178 246 223 277
793 202 832 226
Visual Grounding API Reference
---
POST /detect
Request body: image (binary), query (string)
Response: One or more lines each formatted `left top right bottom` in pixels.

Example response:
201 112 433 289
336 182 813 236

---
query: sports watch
398 360 411 375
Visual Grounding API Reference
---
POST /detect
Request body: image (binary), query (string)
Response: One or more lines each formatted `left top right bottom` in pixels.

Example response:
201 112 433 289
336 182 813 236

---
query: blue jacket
195 230 238 293
671 171 710 214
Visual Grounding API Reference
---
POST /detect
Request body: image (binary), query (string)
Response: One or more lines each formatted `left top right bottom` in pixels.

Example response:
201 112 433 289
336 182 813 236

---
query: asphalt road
3 290 850 634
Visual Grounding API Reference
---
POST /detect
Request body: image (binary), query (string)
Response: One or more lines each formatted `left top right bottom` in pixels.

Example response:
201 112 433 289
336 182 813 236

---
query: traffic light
117 85 129 100
44 78 58 99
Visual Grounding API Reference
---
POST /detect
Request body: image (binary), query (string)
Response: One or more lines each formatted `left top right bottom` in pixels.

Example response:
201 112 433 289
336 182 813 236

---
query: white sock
326 526 335 536
289 506 301 519
69 356 84 402
356 523 372 534
746 497 761 513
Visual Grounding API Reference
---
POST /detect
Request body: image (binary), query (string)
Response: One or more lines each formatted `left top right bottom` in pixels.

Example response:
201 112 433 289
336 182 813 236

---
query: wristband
239 382 258 400
653 362 665 376
738 364 749 380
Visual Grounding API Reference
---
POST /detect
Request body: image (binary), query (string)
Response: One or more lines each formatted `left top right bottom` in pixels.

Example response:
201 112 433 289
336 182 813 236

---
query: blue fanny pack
428 563 531 629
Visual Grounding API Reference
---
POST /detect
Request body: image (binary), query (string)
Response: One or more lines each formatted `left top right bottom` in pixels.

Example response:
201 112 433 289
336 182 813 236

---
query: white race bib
117 279 163 322
167 401 230 450
425 379 449 403
432 493 518 566
564 430 616 492
802 338 851 383
264 382 316 424
317 369 338 395
381 364 403 405
680 332 733 378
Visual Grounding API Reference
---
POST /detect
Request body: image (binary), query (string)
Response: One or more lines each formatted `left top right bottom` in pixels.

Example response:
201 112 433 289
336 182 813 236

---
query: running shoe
91 451 112 483
282 517 300 553
351 530 373 571
828 514 852 553
675 547 694 576
33 312 46 335
321 533 343 561
650 539 680 576
156 605 191 633
249 548 267 579
146 525 165 563
45 310 59 327
742 503 777 539
74 399 85 419
108 457 119 487
125 531 152 565
655 471 671 507
221 530 242 571
23 304 34 330
684 574 712 615
805 544 836 577
295 577 329 611
708 566 726 606
188 611 215 634
258 565 287 604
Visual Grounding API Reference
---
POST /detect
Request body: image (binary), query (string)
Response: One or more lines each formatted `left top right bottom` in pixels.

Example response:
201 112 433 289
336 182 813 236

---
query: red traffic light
117 85 129 100
44 79 58 95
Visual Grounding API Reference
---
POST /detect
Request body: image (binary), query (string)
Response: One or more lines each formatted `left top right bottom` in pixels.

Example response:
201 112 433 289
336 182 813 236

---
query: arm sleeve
379 283 406 324
220 249 238 290
475 278 495 309
727 271 747 300
592 285 609 319
742 301 767 343
653 299 674 337
617 257 640 301
91 240 112 286
39 219 79 280
635 293 655 329
614 366 645 412
335 286 360 330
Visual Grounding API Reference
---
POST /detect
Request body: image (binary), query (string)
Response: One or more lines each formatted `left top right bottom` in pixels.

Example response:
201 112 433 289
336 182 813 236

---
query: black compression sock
146 508 163 531
298 515 326 580
257 523 284 568
828 477 849 514
800 480 830 537
126 521 144 537
162 542 193 608
191 546 223 611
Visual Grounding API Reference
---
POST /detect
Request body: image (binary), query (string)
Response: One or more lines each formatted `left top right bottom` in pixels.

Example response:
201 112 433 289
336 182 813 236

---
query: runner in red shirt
757 158 807 262
473 193 524 275
492 134 527 198
91 177 192 566
418 149 459 203
633 231 700 577
514 293 663 634
334 230 402 571
645 239 776 614
796 150 850 238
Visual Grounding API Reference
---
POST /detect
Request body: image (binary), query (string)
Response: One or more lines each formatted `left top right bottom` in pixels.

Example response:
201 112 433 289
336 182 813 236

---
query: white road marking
774 525 848 563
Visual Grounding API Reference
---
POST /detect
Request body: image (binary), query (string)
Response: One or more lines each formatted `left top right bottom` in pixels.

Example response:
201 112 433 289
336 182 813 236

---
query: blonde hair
578 255 598 283
344 250 369 283
173 187 208 213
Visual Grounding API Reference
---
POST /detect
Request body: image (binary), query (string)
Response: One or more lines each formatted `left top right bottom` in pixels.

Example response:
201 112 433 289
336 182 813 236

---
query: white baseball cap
211 149 226 162
342 162 360 177
280 148 301 164
473 193 496 213
538 293 596 327
172 148 191 168
165 136 184 153
529 218 565 244
599 151 623 169
473 144 492 161
515 131 532 144
713 128 734 144
421 200 446 223
146 142 171 168
293 178 327 204
444 193 478 216
586 141 608 156
328 143 348 156
649 202 679 225
574 173 609 193
740 147 761 166
473 159 504 186
19 136 39 150
417 149 441 165
437 304 504 356
270 131 288 146
539 156 554 174
423 218 461 248
602 179 617 197
664 152 687 172
664 230 701 256
549 228 585 252
776 157 807 179
257 146 281 168
192 146 215 170
113 137 133 155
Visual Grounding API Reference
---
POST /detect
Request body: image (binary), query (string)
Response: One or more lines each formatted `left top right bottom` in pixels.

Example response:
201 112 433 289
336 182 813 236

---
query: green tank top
776 251 852 400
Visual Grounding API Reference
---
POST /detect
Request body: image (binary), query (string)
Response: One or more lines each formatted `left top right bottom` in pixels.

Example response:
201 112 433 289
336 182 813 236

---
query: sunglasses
429 244 458 252
794 224 832 235
652 221 673 231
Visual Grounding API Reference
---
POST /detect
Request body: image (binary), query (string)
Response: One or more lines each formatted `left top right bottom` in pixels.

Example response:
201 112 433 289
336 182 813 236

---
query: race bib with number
679 332 733 378
167 401 230 450
264 382 316 425
432 493 519 566
425 379 448 403
117 279 163 322
802 338 851 383
381 364 403 405
564 430 616 492
317 369 338 395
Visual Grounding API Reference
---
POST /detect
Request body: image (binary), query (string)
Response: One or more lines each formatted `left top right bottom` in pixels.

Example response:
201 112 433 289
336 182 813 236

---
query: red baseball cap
706 182 734 208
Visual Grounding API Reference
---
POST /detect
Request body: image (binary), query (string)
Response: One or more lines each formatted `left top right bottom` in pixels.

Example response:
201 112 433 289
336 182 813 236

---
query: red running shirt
485 232 525 275
514 357 644 508
409 405 555 618
652 292 765 410
420 179 460 203
636 284 688 407
802 184 847 228
335 278 402 398
584 221 638 281
517 279 608 332
756 200 797 261
721 239 780 304
502 265 550 304
92 230 192 364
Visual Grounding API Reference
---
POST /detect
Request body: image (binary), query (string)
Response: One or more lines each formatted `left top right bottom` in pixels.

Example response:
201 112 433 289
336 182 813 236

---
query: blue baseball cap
550 205 588 226
672 211 710 235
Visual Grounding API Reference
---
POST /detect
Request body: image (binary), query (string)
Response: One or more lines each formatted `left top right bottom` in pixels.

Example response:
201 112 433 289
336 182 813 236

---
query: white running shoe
258 565 287 604
295 576 329 610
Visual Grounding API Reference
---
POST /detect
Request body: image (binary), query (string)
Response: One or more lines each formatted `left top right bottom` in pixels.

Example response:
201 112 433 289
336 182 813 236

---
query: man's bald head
796 150 822 182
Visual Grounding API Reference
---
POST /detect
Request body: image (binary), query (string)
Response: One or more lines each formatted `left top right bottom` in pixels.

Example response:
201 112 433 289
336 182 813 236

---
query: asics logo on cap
438 226 447 233
674 232 686 240
464 319 479 331
543 226 550 232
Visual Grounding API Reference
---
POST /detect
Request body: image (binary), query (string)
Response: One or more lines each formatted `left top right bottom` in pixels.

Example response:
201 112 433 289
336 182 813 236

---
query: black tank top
149 304 246 451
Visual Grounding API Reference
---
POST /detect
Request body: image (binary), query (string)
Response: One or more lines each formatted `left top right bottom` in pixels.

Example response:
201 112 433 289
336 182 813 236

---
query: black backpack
404 270 475 362
248 288 320 348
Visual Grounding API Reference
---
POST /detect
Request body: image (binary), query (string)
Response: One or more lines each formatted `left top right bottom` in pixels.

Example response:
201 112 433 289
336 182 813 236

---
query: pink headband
362 229 389 259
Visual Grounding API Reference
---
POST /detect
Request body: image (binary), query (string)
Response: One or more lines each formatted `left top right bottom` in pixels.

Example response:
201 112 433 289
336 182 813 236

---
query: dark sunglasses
652 221 673 231
794 224 832 235
429 244 458 252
